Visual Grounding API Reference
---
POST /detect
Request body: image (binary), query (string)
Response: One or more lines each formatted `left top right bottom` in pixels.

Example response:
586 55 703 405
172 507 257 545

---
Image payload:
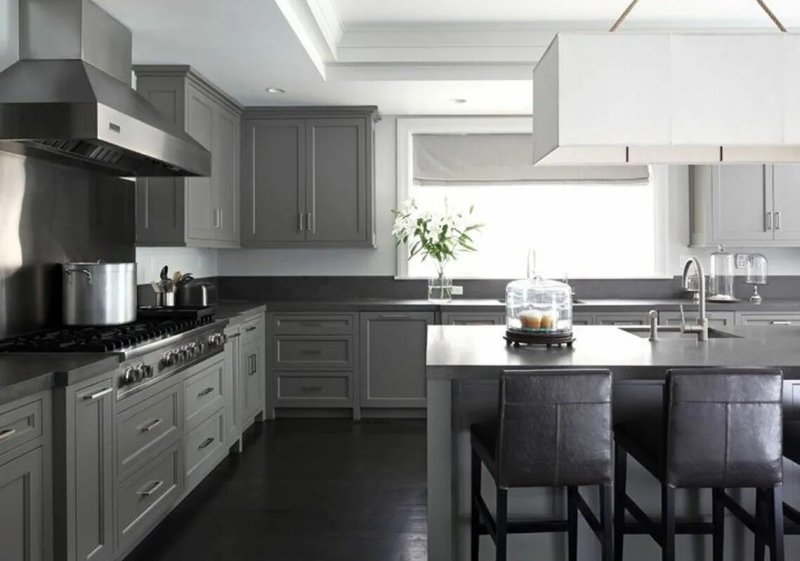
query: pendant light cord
609 0 787 32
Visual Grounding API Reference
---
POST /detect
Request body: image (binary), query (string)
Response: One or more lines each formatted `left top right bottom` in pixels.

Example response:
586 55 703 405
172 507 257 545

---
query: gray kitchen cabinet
0 447 45 561
239 315 266 427
735 312 800 326
440 311 505 325
223 324 242 450
0 391 51 561
359 311 435 410
659 310 736 328
691 164 800 246
241 107 377 248
134 65 241 248
53 375 114 561
593 312 650 326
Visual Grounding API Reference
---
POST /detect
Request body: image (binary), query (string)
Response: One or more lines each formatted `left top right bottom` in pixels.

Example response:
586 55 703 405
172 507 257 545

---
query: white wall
135 247 219 284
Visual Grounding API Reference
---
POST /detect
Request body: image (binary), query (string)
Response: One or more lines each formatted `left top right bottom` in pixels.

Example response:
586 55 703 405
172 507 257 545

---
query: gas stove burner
0 318 211 353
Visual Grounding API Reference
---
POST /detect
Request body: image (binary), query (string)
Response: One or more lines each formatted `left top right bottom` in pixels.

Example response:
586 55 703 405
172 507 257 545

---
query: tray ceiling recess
532 0 800 166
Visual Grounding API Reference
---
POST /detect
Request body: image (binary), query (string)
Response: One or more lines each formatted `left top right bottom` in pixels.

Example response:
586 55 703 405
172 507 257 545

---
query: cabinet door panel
360 312 434 408
306 119 367 243
0 448 44 561
712 165 773 242
215 106 239 243
242 119 306 244
74 378 114 561
441 312 505 325
240 335 265 422
186 86 216 242
773 165 800 241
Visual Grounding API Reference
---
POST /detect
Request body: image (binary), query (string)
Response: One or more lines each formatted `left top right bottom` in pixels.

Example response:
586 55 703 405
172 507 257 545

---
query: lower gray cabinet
54 375 114 561
0 447 45 561
440 311 505 325
660 310 736 327
735 312 800 326
359 312 435 409
239 314 266 428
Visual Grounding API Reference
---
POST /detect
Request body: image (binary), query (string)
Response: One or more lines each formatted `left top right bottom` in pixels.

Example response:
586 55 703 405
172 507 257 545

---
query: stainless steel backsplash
0 150 134 338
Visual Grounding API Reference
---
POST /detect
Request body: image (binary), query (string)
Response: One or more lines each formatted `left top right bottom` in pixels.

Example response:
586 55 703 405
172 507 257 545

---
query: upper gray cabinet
690 164 800 246
241 108 377 248
134 66 242 248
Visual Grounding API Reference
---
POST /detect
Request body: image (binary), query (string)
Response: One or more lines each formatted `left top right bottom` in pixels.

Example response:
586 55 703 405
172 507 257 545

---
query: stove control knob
122 367 137 386
161 351 176 367
187 343 198 357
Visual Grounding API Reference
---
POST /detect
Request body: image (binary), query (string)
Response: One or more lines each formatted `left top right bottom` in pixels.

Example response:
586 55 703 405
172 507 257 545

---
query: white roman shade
413 133 649 185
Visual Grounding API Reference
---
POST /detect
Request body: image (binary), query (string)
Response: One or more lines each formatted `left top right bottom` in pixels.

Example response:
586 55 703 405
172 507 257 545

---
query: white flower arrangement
392 198 481 278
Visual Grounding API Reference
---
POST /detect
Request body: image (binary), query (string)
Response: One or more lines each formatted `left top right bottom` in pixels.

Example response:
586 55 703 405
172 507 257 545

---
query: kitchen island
426 325 800 561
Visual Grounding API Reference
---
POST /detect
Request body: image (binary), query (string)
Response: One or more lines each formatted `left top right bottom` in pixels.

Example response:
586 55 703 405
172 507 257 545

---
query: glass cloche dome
505 250 573 346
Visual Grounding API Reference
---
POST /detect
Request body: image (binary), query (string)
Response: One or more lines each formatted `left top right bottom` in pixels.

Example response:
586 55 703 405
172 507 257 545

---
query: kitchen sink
620 326 744 340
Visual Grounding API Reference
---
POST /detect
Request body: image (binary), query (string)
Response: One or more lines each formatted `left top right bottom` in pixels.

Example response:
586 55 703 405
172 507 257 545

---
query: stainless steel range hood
0 0 211 177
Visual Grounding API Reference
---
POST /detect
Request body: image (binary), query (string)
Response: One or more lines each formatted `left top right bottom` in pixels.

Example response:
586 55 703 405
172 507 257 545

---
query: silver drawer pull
299 349 322 356
138 480 164 497
0 428 17 442
771 320 793 325
378 314 413 320
84 387 113 401
301 386 323 393
245 326 258 333
301 322 322 327
198 437 215 450
227 333 241 339
140 419 162 433
198 387 215 398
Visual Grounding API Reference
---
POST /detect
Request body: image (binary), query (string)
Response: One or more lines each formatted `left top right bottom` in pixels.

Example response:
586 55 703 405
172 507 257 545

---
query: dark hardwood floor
124 419 428 561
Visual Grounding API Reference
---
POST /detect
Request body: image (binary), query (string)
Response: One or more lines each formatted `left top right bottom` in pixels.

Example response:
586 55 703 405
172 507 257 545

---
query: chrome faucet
680 257 709 342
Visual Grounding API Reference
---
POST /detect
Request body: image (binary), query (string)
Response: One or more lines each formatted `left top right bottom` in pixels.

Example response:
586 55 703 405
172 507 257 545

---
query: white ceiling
94 0 800 115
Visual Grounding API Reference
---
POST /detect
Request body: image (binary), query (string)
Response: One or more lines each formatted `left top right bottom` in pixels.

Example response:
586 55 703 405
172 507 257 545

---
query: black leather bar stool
756 420 800 559
470 369 613 561
614 367 784 561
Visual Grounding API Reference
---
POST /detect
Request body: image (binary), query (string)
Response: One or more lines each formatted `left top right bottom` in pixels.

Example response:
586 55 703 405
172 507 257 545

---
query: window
396 118 660 279
405 180 656 279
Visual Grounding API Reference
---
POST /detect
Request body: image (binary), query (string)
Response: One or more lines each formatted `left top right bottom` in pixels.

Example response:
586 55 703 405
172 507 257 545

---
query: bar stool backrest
665 368 783 488
498 369 612 488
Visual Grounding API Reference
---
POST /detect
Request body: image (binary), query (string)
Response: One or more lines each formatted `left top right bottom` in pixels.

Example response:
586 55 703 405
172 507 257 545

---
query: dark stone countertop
219 297 800 314
213 301 267 325
0 354 121 406
426 325 800 381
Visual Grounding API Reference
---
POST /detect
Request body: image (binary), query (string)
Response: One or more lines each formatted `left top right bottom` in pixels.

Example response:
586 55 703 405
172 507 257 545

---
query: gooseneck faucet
680 257 709 342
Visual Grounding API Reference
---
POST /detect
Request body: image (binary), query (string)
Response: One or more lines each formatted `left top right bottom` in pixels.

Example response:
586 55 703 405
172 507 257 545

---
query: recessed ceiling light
451 98 467 104
266 87 286 94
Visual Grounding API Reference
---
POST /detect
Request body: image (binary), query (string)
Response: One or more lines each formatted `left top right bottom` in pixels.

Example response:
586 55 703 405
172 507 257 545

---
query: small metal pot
63 262 137 325
175 281 216 307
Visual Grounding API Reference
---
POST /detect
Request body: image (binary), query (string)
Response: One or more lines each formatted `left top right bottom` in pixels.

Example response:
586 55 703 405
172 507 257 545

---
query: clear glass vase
428 271 453 303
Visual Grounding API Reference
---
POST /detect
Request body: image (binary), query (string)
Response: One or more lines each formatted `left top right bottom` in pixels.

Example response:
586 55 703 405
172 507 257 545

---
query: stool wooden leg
496 487 508 561
600 483 614 561
568 486 578 561
470 449 481 561
712 488 724 561
755 489 767 561
661 484 676 561
614 443 627 561
769 485 785 561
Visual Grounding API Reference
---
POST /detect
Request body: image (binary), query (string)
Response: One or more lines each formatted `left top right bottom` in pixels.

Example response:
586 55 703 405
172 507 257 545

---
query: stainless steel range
0 317 228 400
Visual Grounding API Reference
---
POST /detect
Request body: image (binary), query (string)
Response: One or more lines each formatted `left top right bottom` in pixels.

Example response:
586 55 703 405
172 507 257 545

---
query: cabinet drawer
184 358 225 428
736 312 800 326
184 409 225 483
0 398 43 458
241 315 265 341
274 336 354 369
272 314 355 335
117 386 181 477
441 312 505 325
277 374 352 402
117 444 181 552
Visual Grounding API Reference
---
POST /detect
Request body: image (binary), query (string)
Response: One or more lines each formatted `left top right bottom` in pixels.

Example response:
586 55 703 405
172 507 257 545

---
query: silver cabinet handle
198 387 215 398
766 211 773 231
138 480 164 497
227 333 241 339
771 320 792 325
83 387 113 401
299 349 322 356
775 211 782 230
301 386 323 393
245 326 258 333
248 354 258 375
0 428 17 442
378 314 412 320
198 437 215 450
298 212 305 232
140 419 162 433
306 212 314 234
